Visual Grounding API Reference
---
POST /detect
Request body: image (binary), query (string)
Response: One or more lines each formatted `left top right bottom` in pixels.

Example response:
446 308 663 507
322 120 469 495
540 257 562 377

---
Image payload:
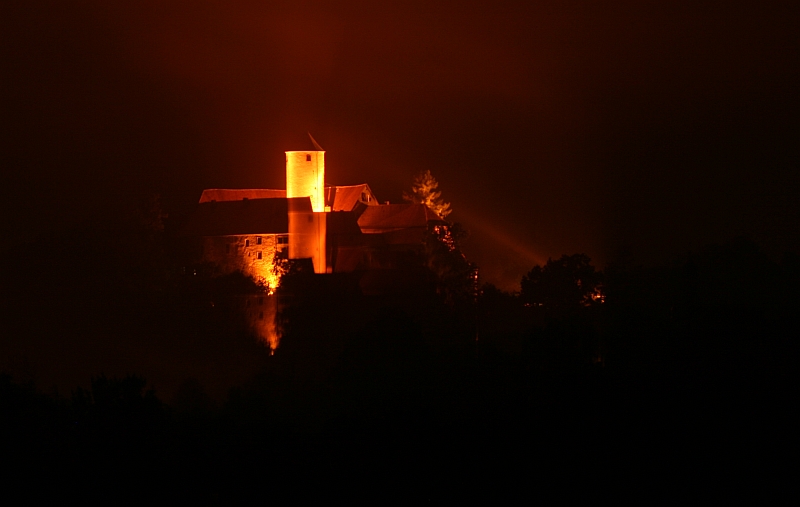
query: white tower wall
286 151 325 212
288 211 327 274
286 150 327 274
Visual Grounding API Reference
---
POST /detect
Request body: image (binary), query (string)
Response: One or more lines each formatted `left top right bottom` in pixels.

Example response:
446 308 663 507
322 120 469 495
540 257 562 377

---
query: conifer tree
404 170 475 303
403 170 452 219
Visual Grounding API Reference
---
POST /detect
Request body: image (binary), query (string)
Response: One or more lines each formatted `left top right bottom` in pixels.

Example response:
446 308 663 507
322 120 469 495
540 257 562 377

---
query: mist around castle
4 0 800 501
1 155 796 500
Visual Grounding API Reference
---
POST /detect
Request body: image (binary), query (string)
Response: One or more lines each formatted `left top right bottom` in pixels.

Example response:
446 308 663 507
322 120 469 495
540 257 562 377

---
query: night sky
3 0 799 289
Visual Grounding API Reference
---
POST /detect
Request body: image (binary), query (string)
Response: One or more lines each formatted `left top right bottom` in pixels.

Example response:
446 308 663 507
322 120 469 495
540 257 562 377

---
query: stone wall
201 234 287 290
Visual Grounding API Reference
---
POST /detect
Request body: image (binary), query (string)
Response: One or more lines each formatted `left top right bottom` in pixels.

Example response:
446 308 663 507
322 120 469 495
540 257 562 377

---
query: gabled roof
200 185 377 213
357 203 446 233
327 184 377 211
190 190 444 239
182 197 311 236
325 211 363 236
379 228 429 246
199 188 286 203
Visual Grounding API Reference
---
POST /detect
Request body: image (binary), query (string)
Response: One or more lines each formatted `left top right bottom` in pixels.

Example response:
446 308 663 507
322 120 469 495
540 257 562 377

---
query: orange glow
589 287 605 304
286 151 325 212
219 235 288 295
288 211 327 274
245 294 281 351
250 260 283 295
455 209 546 268
286 151 327 273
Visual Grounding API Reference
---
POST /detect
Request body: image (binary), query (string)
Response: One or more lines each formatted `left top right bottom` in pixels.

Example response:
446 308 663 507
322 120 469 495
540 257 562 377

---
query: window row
241 235 288 248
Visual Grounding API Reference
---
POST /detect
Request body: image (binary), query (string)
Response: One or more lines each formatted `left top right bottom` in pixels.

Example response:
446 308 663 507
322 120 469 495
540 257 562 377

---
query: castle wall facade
201 234 287 291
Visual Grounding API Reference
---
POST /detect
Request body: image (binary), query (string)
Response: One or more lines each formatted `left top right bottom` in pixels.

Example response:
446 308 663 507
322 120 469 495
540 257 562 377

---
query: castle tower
286 151 325 212
286 151 327 274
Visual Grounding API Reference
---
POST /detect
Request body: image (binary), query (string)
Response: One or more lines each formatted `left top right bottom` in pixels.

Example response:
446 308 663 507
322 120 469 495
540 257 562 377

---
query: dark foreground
2 308 795 502
2 238 797 501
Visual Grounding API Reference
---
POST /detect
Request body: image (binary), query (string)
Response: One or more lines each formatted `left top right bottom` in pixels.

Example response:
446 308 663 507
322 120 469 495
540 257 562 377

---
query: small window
306 154 311 161
245 239 250 247
257 251 263 260
277 235 288 245
257 237 262 245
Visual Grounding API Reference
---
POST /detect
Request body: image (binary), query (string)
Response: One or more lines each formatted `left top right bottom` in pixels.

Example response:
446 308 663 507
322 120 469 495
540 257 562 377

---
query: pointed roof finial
308 132 324 151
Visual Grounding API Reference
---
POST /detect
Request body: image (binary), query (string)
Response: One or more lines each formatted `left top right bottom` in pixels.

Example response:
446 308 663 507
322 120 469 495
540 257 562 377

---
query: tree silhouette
403 170 452 219
520 254 602 316
424 223 475 305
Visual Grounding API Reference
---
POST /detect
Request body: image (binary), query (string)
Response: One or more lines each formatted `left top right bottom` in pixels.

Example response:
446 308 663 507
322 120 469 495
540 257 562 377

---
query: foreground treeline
480 238 800 376
1 220 797 499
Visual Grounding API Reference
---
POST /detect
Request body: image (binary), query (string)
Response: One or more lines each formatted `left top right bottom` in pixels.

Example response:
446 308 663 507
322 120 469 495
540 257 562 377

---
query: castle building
182 150 447 293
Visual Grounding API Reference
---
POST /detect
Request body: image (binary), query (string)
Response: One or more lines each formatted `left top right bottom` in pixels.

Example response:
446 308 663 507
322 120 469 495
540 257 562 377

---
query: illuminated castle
182 149 446 293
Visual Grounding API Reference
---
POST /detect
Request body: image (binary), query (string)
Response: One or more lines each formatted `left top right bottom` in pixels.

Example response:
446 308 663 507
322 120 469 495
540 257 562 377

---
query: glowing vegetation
403 170 452 219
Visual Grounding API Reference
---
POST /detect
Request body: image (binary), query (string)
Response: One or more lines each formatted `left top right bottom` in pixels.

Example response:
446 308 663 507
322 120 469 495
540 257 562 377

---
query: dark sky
3 0 799 289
